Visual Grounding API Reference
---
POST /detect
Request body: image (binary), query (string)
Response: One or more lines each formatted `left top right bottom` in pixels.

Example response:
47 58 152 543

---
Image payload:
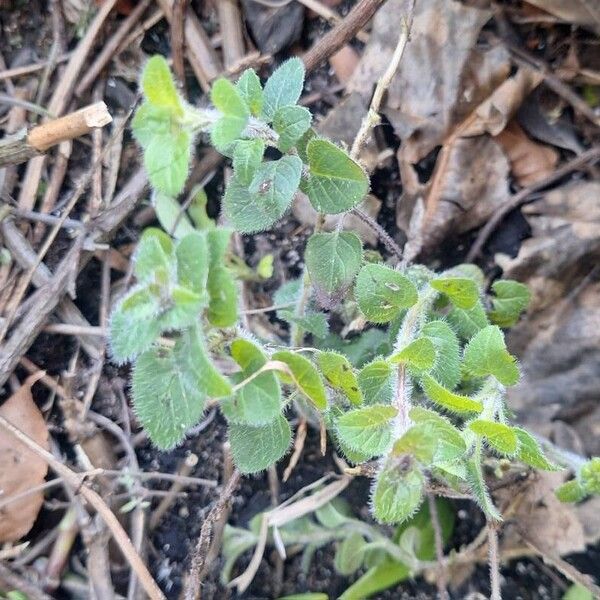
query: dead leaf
0 372 49 542
497 471 588 557
349 0 509 162
399 136 510 262
496 120 559 186
328 45 360 85
522 0 600 34
497 182 600 456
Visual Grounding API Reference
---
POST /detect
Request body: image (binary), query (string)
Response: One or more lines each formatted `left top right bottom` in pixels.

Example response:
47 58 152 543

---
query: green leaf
318 329 390 368
158 284 204 330
447 301 489 340
154 193 195 239
278 595 328 600
513 427 558 470
355 264 418 323
339 560 410 600
489 279 530 327
210 78 250 150
305 232 362 305
463 325 520 386
563 584 594 600
409 407 466 463
430 277 479 309
221 339 281 425
144 128 191 196
261 57 305 121
132 103 171 148
223 155 303 233
372 459 424 524
235 68 263 116
317 351 363 405
109 288 161 363
281 310 329 339
273 105 312 152
466 457 501 521
271 350 327 410
315 500 351 528
334 532 367 575
296 127 317 163
188 187 215 230
132 343 208 450
420 374 483 414
336 405 397 457
421 320 461 390
392 423 438 464
389 337 436 373
207 266 238 327
581 457 600 494
228 414 291 473
469 419 518 455
302 139 369 214
141 55 182 114
176 232 210 295
555 479 588 503
134 228 175 283
207 227 232 265
232 139 265 186
358 360 394 405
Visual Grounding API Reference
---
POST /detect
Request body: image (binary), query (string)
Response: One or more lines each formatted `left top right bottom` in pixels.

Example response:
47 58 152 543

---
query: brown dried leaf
0 372 49 542
328 45 360 85
498 182 600 456
522 0 600 33
496 120 559 186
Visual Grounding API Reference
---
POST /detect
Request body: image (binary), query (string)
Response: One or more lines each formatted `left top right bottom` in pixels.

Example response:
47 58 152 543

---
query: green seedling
111 55 599 538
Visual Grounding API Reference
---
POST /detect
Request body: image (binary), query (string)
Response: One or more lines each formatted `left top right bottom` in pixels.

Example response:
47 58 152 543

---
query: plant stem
428 493 449 600
291 212 326 346
488 521 502 600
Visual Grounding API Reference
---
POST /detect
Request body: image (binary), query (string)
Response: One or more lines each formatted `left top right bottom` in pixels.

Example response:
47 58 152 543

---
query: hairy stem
488 521 502 600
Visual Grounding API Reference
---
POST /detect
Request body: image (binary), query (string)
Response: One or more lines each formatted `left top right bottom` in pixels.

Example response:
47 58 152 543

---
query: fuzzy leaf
232 139 265 186
302 139 369 214
489 280 530 327
389 338 436 373
141 55 182 113
317 351 362 405
334 533 367 575
131 327 225 449
273 105 312 152
392 423 438 464
235 68 263 116
154 193 195 239
469 420 518 455
261 57 305 121
224 156 302 233
409 407 467 463
144 128 191 196
271 350 327 410
447 301 489 340
555 480 588 503
176 232 210 295
221 339 281 425
158 284 204 330
132 103 172 148
421 320 461 390
355 264 418 323
430 277 479 309
372 460 424 524
305 231 362 303
581 457 600 494
336 405 397 457
466 458 502 521
296 127 317 163
228 414 291 474
207 266 238 327
109 288 161 362
513 428 558 470
358 360 394 405
463 325 520 386
281 310 329 339
134 228 175 283
210 78 250 149
420 374 483 414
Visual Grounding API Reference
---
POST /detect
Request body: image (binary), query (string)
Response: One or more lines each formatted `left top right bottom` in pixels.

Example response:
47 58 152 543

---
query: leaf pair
133 56 192 197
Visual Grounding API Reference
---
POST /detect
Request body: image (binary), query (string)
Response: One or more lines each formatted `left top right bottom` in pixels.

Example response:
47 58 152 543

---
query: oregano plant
111 54 600 540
